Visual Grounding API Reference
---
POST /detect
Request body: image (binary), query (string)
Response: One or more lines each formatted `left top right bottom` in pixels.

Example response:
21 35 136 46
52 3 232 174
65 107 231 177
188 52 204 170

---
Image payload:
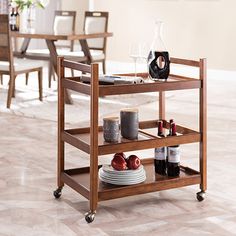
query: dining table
11 30 113 104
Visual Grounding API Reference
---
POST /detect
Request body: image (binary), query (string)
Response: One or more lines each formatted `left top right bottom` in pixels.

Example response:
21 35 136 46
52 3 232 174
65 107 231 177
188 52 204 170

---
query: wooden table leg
79 39 93 64
46 39 73 105
20 38 31 54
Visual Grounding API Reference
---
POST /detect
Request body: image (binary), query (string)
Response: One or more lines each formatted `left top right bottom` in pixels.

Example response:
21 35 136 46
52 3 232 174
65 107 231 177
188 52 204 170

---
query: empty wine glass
129 43 141 77
139 42 150 80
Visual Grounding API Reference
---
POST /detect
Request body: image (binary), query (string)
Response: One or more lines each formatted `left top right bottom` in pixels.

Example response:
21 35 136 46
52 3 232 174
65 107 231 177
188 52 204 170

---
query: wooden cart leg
85 63 99 223
159 91 165 120
197 58 207 202
53 57 65 199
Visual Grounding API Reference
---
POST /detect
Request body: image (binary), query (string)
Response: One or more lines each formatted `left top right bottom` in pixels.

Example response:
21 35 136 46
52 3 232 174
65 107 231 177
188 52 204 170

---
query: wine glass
138 42 150 81
129 43 141 77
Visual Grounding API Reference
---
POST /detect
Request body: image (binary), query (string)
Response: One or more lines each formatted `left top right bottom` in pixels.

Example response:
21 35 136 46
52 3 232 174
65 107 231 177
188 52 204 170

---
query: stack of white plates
99 165 146 185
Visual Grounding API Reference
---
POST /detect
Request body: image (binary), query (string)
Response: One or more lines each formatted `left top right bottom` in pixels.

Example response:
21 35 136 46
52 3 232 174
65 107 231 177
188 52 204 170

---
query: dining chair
25 11 76 87
84 11 109 74
53 11 76 51
0 14 43 108
60 11 109 74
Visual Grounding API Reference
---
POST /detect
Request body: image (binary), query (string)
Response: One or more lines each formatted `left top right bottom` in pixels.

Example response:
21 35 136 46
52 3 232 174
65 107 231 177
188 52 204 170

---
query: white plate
99 173 146 181
99 174 146 185
99 169 145 180
98 166 146 185
102 164 144 175
100 171 144 179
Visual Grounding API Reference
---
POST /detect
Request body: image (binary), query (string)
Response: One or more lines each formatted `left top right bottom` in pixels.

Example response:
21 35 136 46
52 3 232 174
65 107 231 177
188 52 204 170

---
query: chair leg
48 62 56 88
7 74 15 108
102 60 106 74
52 68 56 81
38 68 43 101
0 74 3 85
12 76 16 98
48 62 52 88
25 72 29 85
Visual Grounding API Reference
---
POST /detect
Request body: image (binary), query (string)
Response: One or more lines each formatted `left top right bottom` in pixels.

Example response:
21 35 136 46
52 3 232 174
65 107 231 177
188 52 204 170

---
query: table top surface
10 31 113 40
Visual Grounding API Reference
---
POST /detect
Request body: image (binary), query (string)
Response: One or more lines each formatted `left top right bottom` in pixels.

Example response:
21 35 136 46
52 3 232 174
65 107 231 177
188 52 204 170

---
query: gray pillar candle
120 108 139 140
103 117 119 143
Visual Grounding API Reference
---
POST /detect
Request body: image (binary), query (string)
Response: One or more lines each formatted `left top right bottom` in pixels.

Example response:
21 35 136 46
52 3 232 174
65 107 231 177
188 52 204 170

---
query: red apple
114 152 126 159
111 154 127 171
127 155 141 170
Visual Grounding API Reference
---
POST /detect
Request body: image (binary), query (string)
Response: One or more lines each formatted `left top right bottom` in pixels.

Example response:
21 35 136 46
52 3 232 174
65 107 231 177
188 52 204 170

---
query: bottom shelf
61 158 201 201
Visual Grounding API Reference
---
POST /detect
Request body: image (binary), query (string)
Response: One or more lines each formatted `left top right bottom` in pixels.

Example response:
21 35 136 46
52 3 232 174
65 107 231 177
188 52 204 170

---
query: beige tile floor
0 66 236 235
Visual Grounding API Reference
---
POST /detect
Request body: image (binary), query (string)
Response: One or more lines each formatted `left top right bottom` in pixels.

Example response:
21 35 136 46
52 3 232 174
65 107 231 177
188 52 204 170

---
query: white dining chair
24 11 76 87
0 14 43 108
60 11 109 74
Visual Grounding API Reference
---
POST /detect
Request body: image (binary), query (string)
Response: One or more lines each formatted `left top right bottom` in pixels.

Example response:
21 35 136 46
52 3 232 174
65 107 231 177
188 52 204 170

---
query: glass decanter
147 21 170 81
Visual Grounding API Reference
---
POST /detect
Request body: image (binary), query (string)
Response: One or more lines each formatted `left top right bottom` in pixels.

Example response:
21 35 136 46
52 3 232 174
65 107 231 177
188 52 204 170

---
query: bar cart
53 57 207 223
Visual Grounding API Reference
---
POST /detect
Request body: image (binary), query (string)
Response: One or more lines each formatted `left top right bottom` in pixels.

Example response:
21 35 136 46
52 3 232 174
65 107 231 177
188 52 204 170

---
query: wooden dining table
11 31 113 104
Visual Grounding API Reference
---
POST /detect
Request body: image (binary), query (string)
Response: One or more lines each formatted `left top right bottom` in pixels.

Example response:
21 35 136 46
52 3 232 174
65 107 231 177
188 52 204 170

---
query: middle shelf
62 120 201 155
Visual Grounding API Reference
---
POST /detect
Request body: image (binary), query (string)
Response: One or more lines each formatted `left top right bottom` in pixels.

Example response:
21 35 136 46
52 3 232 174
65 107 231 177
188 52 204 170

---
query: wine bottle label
168 146 180 163
12 16 16 25
155 147 166 160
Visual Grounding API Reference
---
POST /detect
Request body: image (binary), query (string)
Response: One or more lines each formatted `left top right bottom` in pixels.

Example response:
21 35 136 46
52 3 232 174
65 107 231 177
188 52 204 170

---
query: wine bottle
10 8 16 31
154 121 166 175
166 119 174 163
167 123 180 177
15 7 20 31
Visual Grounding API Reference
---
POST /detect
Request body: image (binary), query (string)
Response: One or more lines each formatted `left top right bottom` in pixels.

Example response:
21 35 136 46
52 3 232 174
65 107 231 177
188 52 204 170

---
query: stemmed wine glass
129 42 150 80
129 43 141 77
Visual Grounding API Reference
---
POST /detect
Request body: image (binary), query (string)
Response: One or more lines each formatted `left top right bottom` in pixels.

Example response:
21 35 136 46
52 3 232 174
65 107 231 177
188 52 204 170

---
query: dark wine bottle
154 121 166 175
167 123 180 177
166 119 174 163
10 8 16 31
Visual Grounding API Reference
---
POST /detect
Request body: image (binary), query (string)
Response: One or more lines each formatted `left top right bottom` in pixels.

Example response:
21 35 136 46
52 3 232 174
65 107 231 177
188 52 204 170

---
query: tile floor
0 64 236 235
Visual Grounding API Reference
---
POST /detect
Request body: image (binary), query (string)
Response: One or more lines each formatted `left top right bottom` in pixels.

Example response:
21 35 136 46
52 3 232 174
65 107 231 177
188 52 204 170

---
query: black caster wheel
53 188 62 199
196 191 205 202
85 211 96 223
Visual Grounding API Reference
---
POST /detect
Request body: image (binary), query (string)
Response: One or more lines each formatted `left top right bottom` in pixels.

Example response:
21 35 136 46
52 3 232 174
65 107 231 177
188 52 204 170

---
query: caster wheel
85 211 96 223
53 188 62 199
196 191 205 202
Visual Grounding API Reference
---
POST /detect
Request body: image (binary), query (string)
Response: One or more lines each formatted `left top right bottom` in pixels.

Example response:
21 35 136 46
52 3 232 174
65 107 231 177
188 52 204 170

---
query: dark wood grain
90 63 99 212
99 79 201 96
57 56 65 189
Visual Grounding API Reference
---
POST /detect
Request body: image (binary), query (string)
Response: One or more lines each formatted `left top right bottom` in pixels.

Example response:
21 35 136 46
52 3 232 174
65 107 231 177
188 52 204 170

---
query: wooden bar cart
54 57 207 223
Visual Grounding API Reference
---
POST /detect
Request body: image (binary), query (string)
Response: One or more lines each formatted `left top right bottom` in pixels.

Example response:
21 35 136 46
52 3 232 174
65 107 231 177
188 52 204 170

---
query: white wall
0 0 8 13
93 0 236 70
61 0 88 33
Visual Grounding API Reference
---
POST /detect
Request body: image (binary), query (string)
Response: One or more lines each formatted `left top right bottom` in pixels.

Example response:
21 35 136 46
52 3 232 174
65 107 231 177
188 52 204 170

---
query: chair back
84 11 109 52
0 14 14 72
54 11 76 50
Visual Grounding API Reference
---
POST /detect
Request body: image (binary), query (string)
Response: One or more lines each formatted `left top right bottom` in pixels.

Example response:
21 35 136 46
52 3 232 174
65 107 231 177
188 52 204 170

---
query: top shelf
62 73 202 96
